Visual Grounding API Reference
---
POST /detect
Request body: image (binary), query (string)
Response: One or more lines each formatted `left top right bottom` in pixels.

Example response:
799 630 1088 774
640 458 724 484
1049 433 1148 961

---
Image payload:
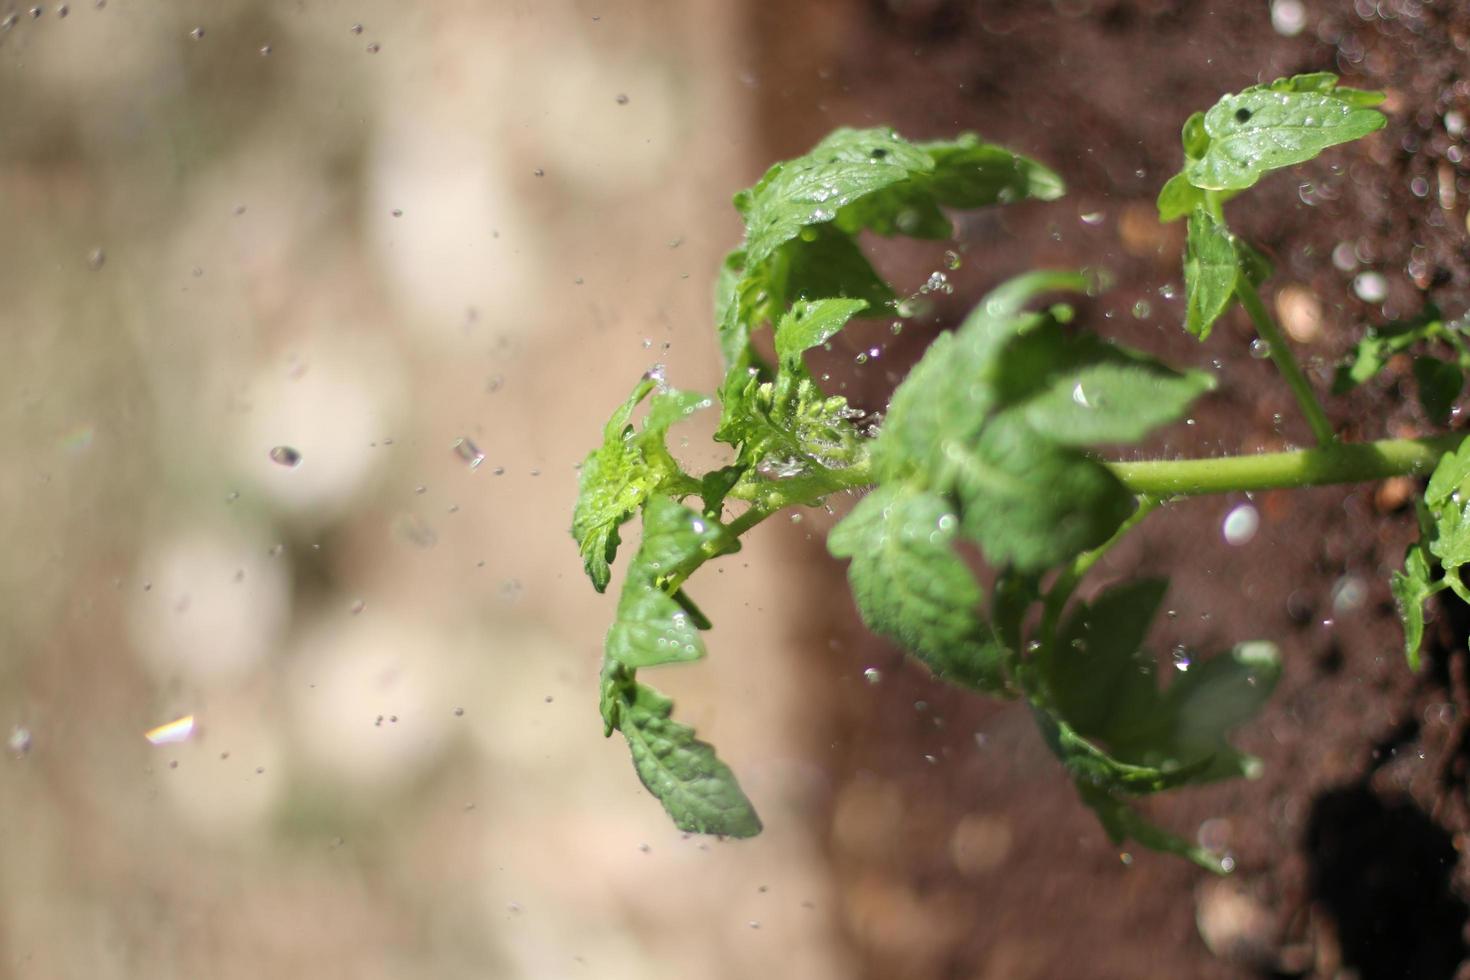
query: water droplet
1248 338 1272 359
188 26 205 39
268 445 302 467
1353 271 1388 303
1079 211 1105 226
390 208 403 218
366 42 380 53
349 598 366 615
86 247 106 271
1271 0 1306 35
1331 575 1366 614
349 22 363 34
1222 503 1259 545
944 249 961 270
615 93 629 105
1171 645 1193 672
1158 283 1177 300
1331 242 1358 271
1131 299 1152 319
259 44 273 56
7 725 32 757
1071 383 1091 408
533 168 545 177
863 667 882 685
453 437 485 470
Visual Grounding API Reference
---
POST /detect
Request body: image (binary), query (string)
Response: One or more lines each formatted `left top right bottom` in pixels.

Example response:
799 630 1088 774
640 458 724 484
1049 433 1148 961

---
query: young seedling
572 73 1464 870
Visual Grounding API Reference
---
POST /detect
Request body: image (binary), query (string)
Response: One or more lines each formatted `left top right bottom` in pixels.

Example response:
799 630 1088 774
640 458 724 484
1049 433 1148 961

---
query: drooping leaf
828 484 1010 693
574 379 712 591
619 681 762 837
605 495 735 670
1077 782 1228 873
1044 578 1169 738
1391 539 1441 671
1183 75 1386 192
1183 206 1239 340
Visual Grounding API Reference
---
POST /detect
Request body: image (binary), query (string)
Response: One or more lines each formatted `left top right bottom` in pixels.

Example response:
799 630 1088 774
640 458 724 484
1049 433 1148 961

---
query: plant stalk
1107 433 1467 497
1235 282 1336 446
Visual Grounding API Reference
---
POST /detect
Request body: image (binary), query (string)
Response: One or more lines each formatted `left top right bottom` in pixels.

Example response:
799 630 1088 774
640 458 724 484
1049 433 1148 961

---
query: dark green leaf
1045 579 1169 738
1032 707 1206 795
1110 641 1281 784
1414 357 1464 425
914 134 1066 208
1183 206 1238 340
1184 79 1387 192
828 484 1010 692
620 682 762 837
953 417 1135 571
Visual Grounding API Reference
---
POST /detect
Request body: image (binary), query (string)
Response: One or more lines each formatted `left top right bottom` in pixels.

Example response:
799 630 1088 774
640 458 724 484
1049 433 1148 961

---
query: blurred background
4 1 1463 978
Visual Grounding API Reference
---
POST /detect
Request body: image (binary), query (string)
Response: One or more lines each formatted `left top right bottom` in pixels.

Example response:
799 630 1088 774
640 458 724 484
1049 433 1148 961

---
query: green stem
1235 281 1336 446
1107 433 1467 497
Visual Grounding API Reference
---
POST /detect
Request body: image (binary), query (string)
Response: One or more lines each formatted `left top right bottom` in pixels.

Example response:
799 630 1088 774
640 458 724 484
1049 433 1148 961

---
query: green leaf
1157 173 1207 223
774 298 869 370
1391 539 1440 671
737 128 937 269
828 484 1010 692
1414 356 1463 425
1332 305 1446 394
619 682 763 837
1032 707 1206 796
572 380 713 591
1183 206 1238 340
952 418 1135 571
767 223 896 313
1422 441 1470 605
994 322 1216 446
605 496 735 670
913 133 1066 208
1114 642 1281 784
875 270 1092 480
717 371 865 505
1183 77 1387 192
1180 110 1211 159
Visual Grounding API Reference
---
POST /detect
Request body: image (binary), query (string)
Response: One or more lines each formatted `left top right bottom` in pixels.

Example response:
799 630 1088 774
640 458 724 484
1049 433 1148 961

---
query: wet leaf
1183 206 1238 340
829 484 1010 692
1184 76 1386 192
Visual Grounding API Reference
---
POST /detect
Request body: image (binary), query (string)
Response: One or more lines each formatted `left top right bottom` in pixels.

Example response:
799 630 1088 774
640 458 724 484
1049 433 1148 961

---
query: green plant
571 73 1465 870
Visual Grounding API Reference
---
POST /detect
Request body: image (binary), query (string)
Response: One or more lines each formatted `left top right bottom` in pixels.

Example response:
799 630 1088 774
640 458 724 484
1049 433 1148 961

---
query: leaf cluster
572 74 1396 871
1160 74 1386 340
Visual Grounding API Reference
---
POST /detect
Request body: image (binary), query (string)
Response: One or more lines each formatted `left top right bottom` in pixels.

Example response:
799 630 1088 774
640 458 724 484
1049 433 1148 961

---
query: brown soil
750 2 1470 977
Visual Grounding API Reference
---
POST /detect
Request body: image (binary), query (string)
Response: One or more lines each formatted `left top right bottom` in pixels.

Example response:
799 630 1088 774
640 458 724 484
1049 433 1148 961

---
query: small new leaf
1332 305 1448 394
620 682 762 837
828 484 1010 692
1184 74 1387 192
774 298 869 370
1183 206 1238 340
572 379 712 591
1391 538 1441 671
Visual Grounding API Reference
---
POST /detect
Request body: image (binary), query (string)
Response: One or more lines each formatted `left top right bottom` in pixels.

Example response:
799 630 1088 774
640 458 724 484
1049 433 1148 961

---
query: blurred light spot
145 714 196 745
1222 504 1259 545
